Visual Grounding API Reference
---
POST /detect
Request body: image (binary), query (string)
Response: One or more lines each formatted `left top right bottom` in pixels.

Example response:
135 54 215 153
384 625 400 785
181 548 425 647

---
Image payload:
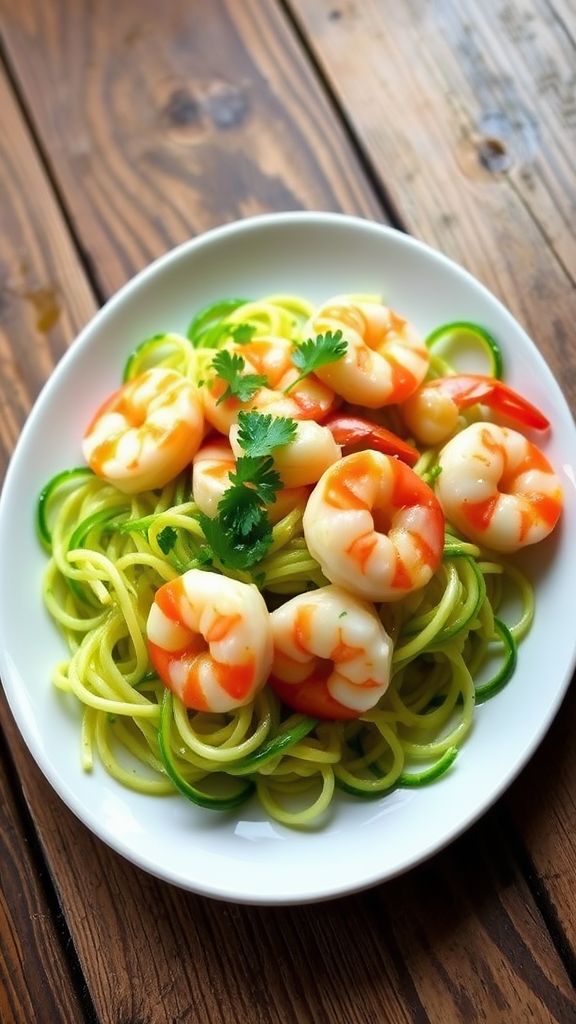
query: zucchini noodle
39 295 535 827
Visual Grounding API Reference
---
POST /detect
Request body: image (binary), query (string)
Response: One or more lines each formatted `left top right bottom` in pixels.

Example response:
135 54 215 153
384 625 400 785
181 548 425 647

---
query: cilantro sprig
236 410 297 457
198 411 298 572
284 330 347 393
211 350 267 405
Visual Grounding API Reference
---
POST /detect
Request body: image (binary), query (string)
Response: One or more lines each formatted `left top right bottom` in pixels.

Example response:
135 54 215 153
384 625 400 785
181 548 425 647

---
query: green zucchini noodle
39 294 536 828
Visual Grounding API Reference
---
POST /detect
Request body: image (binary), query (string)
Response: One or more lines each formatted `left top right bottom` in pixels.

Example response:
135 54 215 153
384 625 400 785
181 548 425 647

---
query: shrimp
147 569 273 713
402 374 550 446
201 336 336 434
229 419 341 488
435 422 562 553
192 437 309 523
269 586 393 719
303 451 445 602
83 367 204 494
306 296 429 408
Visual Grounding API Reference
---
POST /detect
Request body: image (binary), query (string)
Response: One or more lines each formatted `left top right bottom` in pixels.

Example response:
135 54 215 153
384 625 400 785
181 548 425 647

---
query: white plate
1 212 575 905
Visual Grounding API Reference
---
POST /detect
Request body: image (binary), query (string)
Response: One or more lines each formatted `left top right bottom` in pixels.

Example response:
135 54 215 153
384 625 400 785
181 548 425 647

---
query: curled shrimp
402 374 550 446
307 296 429 408
303 451 445 602
435 422 563 553
269 586 393 719
147 569 273 712
192 437 309 522
201 336 336 434
83 368 204 494
229 419 341 489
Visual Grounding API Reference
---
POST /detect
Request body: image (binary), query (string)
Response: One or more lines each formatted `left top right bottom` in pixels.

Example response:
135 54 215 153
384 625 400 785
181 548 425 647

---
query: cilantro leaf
194 412 295 573
198 509 273 570
236 410 297 459
157 526 177 554
211 350 267 405
217 483 264 537
229 456 282 505
285 330 347 392
229 323 256 344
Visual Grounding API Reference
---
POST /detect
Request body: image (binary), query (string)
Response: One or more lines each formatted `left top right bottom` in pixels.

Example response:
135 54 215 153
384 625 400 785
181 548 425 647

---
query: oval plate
1 212 575 904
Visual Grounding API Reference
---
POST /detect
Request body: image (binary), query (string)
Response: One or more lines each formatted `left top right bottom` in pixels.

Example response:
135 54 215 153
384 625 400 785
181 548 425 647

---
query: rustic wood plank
287 0 576 385
0 724 89 1024
286 0 576 954
0 0 380 296
1 1 576 1022
0 68 95 464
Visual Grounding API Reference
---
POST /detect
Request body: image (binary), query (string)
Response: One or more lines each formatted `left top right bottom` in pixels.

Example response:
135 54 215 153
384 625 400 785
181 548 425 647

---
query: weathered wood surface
0 0 380 296
0 1 575 1021
0 724 86 1024
287 0 576 948
287 0 576 383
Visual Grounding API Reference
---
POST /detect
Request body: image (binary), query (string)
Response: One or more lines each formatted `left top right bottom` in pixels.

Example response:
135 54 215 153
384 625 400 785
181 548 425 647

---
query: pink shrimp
269 586 393 720
147 569 273 713
303 450 445 602
83 368 204 494
306 296 429 408
402 374 550 446
201 336 336 434
435 422 562 552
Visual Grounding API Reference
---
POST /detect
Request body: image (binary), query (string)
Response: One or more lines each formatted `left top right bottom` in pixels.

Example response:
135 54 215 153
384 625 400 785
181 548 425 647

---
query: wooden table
1 2 575 1021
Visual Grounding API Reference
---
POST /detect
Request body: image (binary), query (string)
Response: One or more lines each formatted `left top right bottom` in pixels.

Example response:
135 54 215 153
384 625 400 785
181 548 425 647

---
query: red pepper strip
423 375 550 431
324 415 419 466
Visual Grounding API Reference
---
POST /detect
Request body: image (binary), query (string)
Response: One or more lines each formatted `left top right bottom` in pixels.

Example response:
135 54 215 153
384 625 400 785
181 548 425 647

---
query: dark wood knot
205 82 249 129
164 88 201 127
478 136 511 173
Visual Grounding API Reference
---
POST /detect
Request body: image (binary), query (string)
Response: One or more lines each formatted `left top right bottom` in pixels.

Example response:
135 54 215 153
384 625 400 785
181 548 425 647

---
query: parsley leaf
229 323 257 344
236 410 297 459
157 526 177 554
211 350 267 405
284 330 347 392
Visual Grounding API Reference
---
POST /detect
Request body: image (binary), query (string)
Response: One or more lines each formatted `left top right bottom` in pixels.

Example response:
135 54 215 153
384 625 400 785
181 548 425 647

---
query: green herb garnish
199 411 297 572
211 350 267 405
236 410 297 458
157 526 178 554
284 330 347 393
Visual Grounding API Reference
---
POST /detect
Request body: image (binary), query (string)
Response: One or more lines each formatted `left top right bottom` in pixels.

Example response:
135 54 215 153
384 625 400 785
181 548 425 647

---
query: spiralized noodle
39 295 534 827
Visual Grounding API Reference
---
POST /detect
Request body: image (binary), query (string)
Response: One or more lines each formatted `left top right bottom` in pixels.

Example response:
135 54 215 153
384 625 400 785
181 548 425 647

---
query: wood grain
287 0 576 385
0 65 95 466
0 0 380 296
287 0 576 952
0 726 87 1024
0 1 576 1022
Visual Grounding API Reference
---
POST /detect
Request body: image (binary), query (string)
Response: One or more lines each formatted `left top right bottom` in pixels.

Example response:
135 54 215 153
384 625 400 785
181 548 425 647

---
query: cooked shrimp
201 337 336 434
435 422 562 553
192 437 309 522
269 586 393 719
307 296 429 408
230 419 341 488
303 451 445 601
83 367 204 494
402 374 550 446
147 569 273 713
